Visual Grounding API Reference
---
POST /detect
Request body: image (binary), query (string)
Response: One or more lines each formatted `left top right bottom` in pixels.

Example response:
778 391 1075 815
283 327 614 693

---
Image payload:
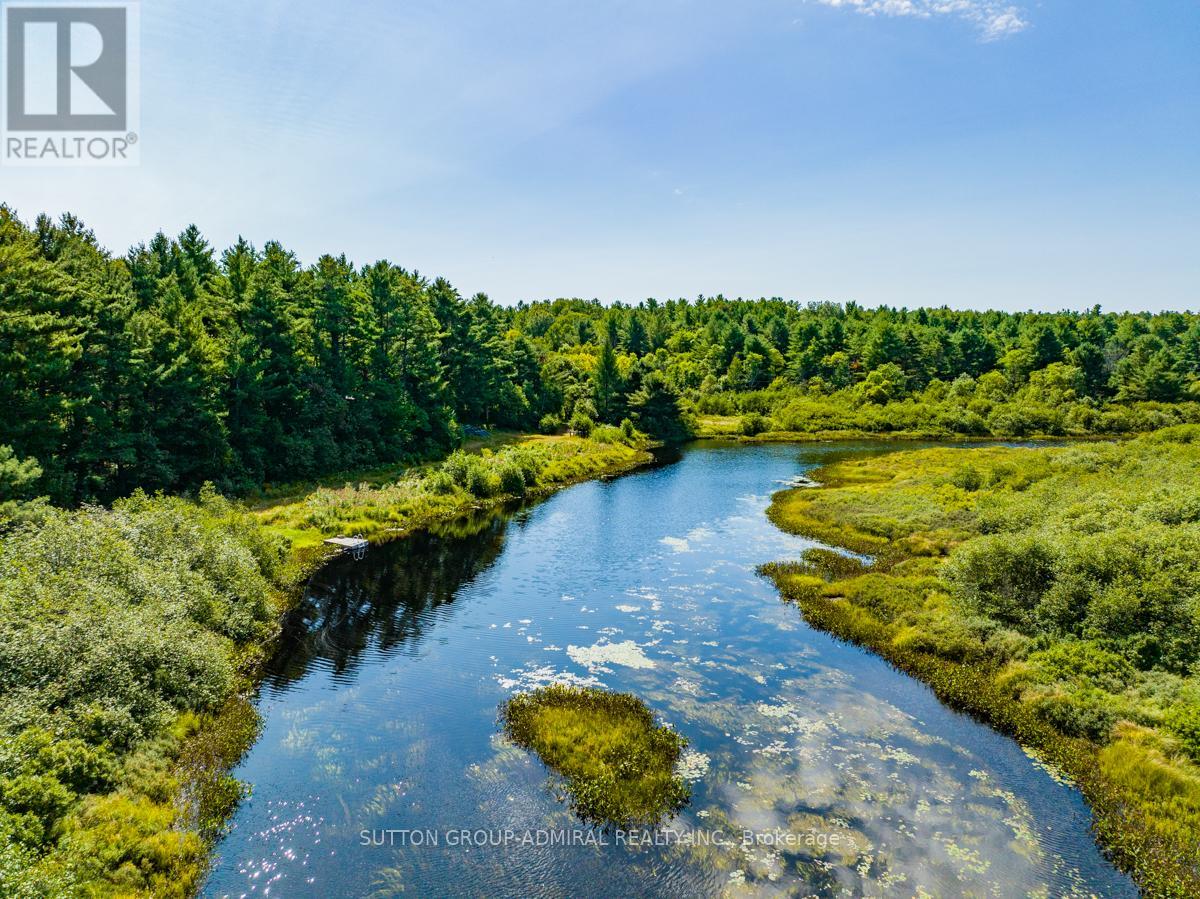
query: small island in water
500 684 691 828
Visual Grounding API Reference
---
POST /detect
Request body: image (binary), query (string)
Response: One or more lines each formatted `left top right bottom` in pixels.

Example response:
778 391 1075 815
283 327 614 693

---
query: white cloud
813 0 1029 41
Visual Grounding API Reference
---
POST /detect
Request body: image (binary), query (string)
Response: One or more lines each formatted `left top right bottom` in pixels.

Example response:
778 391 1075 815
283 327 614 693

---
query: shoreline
181 435 660 893
759 439 1200 898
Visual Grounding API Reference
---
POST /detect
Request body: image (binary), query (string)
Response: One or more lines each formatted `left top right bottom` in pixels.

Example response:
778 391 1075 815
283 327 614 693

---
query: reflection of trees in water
266 505 520 688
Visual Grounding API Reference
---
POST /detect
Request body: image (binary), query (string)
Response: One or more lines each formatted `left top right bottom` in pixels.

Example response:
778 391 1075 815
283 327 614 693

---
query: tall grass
257 434 650 548
762 425 1200 896
501 685 689 829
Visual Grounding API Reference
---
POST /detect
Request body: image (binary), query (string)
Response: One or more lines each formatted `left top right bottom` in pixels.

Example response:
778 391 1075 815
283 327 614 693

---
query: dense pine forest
3 207 1200 508
4 208 1200 896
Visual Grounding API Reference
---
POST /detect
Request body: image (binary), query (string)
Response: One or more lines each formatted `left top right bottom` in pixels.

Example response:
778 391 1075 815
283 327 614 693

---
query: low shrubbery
0 490 288 896
258 433 649 547
500 685 689 828
695 381 1200 440
762 428 1200 896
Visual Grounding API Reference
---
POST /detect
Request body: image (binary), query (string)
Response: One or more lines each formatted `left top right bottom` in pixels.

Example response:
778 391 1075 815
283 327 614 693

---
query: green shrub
497 460 528 496
568 411 594 437
1165 702 1200 762
740 412 770 436
949 464 983 492
1028 641 1136 692
424 469 457 495
946 534 1058 628
590 424 624 444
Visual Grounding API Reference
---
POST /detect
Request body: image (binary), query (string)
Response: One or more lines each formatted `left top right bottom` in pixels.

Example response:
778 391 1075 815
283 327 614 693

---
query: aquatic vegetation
763 426 1200 897
500 685 690 828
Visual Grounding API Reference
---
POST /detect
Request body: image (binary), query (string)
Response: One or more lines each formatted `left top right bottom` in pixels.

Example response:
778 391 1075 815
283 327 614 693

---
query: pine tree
625 313 649 356
593 339 622 422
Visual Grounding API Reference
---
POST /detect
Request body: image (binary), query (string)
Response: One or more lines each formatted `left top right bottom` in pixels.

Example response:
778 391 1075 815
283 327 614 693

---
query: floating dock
323 535 369 559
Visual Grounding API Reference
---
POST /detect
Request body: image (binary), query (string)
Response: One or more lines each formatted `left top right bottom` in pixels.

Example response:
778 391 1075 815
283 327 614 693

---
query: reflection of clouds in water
212 446 1127 899
622 535 1093 897
495 663 605 692
566 639 657 671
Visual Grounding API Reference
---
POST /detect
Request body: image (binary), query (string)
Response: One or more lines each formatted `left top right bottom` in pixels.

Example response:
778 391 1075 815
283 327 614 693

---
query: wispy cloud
813 0 1030 41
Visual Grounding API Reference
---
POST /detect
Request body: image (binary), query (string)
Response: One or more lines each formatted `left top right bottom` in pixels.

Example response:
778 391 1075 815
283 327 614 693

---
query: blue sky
2 0 1197 310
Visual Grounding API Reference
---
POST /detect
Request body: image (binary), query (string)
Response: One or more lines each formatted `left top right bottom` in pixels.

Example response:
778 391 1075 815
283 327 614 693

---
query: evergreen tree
593 339 622 422
625 312 649 356
627 372 690 443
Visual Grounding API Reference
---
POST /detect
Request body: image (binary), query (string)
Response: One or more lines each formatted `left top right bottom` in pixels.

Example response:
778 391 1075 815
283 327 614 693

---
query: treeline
4 207 1200 506
1 207 549 503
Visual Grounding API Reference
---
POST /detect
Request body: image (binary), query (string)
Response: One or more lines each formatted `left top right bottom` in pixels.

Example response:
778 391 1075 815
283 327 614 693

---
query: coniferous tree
593 339 622 422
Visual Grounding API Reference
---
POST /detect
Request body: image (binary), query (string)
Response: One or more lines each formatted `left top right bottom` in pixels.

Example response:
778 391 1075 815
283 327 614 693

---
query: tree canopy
4 206 1200 504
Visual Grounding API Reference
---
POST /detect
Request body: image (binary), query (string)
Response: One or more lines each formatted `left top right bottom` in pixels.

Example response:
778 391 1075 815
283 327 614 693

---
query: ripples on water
204 442 1134 898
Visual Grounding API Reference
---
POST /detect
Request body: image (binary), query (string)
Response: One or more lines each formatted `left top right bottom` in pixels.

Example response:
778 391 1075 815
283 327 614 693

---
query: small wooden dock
324 535 369 560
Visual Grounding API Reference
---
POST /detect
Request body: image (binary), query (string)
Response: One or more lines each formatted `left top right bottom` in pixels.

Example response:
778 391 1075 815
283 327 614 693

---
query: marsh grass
762 426 1200 897
501 685 689 829
255 434 650 550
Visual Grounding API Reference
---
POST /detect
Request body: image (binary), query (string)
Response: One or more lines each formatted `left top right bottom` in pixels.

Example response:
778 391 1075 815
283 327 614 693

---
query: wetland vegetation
0 434 649 897
763 427 1200 896
500 685 690 829
2 206 1199 896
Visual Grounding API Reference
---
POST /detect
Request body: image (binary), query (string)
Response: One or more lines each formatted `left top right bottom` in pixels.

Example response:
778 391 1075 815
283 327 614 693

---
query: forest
3 207 1200 509
4 208 1200 896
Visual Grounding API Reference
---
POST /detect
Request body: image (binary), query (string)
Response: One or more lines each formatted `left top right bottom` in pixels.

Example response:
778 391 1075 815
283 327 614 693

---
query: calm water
204 442 1134 898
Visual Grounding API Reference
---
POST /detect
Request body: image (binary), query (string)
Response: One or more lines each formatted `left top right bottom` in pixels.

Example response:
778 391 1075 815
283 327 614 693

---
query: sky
2 0 1197 311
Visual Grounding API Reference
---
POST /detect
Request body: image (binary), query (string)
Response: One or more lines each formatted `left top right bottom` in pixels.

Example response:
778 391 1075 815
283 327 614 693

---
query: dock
323 535 369 560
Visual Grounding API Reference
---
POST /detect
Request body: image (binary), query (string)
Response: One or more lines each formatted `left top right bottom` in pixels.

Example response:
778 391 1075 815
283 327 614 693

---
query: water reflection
205 442 1134 899
267 515 511 688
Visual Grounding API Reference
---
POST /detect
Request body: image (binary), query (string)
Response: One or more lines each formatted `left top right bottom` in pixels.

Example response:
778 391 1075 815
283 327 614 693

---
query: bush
1028 642 1136 692
949 464 983 492
946 534 1059 628
424 469 457 495
568 411 594 437
1165 702 1200 761
590 425 624 444
538 414 562 435
740 412 770 436
442 451 498 497
496 460 528 496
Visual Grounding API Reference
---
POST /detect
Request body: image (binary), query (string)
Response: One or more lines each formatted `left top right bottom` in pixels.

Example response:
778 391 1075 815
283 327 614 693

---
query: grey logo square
6 5 127 131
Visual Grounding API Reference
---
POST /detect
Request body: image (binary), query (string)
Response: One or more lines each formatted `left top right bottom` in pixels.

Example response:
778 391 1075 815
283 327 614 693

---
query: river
203 441 1134 898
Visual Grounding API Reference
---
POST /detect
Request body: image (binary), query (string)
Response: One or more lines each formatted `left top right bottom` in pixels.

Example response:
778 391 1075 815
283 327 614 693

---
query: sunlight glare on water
204 441 1134 898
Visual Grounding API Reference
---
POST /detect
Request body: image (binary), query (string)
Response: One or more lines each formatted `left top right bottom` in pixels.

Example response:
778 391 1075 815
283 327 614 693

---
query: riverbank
184 432 657 894
760 427 1200 898
695 413 1132 444
253 431 653 555
0 432 655 898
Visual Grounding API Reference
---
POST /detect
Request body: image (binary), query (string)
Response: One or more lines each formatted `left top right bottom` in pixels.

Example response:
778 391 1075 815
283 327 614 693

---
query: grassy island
762 426 1200 898
500 685 690 828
